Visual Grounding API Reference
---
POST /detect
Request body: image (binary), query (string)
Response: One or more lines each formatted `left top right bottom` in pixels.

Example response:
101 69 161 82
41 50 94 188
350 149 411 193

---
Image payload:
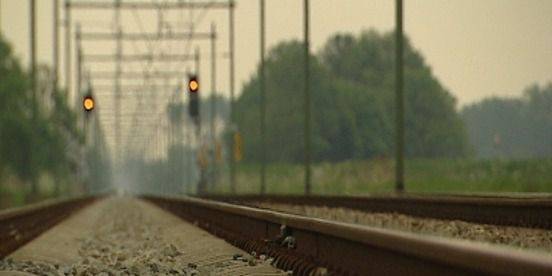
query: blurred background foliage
227 29 552 194
0 35 86 208
235 30 469 163
235 29 552 163
2 25 552 202
462 84 552 159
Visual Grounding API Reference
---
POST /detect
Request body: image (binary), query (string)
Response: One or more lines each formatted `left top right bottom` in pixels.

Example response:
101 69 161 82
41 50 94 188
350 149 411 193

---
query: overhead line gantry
67 1 233 10
80 32 212 40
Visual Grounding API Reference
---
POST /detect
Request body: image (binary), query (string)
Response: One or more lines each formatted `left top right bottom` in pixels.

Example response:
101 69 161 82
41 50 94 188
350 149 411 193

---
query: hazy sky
1 0 551 109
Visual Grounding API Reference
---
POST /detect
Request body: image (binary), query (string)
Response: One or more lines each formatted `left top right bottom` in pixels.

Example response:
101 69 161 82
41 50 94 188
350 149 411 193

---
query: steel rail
0 196 97 258
202 194 552 230
145 195 552 275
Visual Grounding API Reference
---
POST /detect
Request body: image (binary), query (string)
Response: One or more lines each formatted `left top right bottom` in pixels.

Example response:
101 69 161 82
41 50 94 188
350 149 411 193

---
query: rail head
0 196 98 258
148 195 552 276
203 193 552 206
0 196 91 220
203 194 552 230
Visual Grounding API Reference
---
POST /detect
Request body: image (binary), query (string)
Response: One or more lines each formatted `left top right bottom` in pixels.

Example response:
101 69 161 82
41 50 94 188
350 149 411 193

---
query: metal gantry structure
58 0 237 195
64 0 404 195
16 0 405 196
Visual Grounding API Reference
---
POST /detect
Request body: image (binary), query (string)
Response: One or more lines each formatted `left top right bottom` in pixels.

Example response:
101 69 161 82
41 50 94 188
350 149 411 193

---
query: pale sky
1 0 551 157
0 0 552 159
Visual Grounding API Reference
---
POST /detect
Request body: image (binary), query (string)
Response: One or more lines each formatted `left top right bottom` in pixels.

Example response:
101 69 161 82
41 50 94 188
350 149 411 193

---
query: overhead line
90 71 187 79
84 54 196 62
80 32 212 40
67 1 232 10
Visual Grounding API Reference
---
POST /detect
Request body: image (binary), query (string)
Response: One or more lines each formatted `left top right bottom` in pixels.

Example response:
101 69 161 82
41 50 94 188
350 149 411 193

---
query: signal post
187 75 207 194
81 90 95 193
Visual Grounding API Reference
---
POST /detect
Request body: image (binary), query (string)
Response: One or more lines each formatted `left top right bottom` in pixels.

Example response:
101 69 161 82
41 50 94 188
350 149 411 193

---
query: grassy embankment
213 159 552 195
0 172 78 210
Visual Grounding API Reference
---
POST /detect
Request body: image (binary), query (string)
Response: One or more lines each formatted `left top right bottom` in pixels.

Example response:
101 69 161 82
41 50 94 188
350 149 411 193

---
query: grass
212 158 552 195
3 158 552 209
0 172 80 210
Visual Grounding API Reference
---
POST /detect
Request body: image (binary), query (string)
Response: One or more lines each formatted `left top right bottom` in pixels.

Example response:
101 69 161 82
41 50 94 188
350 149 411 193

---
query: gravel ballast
1 198 287 275
256 203 552 255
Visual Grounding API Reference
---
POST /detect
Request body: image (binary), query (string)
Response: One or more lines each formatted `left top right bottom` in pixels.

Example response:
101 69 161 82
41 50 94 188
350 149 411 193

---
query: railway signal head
188 76 199 93
188 75 200 118
83 95 95 112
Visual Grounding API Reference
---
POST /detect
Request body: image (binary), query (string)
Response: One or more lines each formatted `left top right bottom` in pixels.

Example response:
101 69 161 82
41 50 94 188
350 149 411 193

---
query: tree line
0 35 107 200
462 83 552 158
234 29 469 163
233 29 552 162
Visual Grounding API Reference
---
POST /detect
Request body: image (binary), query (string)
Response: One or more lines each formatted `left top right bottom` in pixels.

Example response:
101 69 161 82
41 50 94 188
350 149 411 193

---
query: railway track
202 194 552 230
0 196 96 258
2 195 552 275
146 195 552 275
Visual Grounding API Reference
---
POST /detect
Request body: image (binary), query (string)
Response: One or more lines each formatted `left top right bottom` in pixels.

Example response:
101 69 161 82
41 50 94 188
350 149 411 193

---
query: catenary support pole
194 46 205 194
395 0 405 192
259 0 266 195
29 0 38 197
303 0 311 195
30 0 36 101
228 0 236 194
64 0 71 102
53 0 59 91
75 24 84 190
210 23 217 192
114 0 122 165
75 24 82 107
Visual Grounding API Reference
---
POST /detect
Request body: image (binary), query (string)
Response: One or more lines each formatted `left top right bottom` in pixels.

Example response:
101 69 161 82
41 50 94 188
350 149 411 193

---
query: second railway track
202 194 552 230
147 195 552 275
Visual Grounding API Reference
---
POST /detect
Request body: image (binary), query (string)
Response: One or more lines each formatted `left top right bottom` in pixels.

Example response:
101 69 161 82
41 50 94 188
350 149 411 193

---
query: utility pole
0 0 2 203
76 23 84 191
194 46 205 194
64 0 71 102
395 0 405 193
190 47 205 194
303 0 311 195
259 0 266 195
228 0 236 194
53 0 59 92
210 23 217 192
186 119 192 194
30 0 36 102
29 0 38 197
75 24 82 108
114 0 122 166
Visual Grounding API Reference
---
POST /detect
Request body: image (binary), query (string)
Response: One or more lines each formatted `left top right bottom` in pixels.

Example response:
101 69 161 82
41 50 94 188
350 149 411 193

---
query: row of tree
234 30 469 163
0 35 106 199
462 83 552 158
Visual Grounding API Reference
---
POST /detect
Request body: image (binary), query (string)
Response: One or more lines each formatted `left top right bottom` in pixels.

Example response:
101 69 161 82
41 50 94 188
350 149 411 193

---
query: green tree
321 30 468 158
462 83 552 158
1 35 83 200
235 29 469 163
0 35 33 181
